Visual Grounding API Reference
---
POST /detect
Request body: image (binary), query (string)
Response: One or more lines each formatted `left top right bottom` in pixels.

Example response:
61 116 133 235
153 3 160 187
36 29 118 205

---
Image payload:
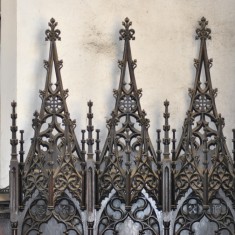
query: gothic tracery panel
22 18 86 207
173 17 235 234
98 193 160 235
97 17 160 210
174 193 235 234
22 193 83 235
6 16 235 235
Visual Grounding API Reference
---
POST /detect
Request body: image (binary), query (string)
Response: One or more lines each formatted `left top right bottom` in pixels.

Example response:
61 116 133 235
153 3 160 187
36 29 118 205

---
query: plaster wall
1 0 235 187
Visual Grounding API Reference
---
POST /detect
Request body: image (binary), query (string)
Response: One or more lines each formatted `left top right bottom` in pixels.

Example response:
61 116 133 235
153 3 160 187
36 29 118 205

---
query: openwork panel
98 193 160 235
174 17 235 204
22 19 85 205
174 192 235 234
22 193 83 235
97 18 160 209
6 16 235 235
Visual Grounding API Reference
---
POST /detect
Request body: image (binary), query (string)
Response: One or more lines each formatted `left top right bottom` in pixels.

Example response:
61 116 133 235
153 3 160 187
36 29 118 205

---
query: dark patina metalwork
23 18 85 208
97 17 160 211
98 193 160 234
96 17 161 234
4 16 235 235
9 18 86 235
173 17 235 234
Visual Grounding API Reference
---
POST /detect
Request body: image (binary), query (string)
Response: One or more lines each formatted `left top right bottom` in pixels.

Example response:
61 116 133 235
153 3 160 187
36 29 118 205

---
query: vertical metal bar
171 129 176 161
95 129 100 209
203 128 209 207
11 222 18 235
81 161 86 210
156 129 161 162
19 130 24 210
156 129 162 206
232 129 235 165
87 221 94 235
163 100 170 160
87 101 94 158
81 130 86 210
232 129 235 209
47 166 54 209
163 221 170 235
125 128 131 211
171 129 176 208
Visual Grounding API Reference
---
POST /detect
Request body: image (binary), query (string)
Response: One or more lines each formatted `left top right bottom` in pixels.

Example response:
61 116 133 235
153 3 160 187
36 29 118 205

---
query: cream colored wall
1 0 235 187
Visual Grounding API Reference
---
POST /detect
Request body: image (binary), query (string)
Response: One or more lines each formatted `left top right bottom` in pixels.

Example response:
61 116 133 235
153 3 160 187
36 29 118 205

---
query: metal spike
172 129 176 161
156 129 161 162
81 130 86 152
19 130 24 163
10 101 18 160
95 129 100 162
86 101 94 157
232 129 235 165
163 100 170 159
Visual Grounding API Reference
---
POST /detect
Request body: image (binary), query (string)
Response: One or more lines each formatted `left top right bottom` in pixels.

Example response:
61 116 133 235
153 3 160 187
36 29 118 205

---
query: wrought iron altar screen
5 17 235 235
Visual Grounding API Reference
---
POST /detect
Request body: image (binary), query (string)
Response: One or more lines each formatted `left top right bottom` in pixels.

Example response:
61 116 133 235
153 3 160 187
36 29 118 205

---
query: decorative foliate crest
119 17 135 41
45 18 61 41
195 17 211 40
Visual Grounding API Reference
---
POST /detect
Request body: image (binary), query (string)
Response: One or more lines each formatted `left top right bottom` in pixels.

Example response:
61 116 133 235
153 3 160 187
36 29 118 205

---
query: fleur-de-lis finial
195 17 211 40
119 17 135 41
45 18 61 41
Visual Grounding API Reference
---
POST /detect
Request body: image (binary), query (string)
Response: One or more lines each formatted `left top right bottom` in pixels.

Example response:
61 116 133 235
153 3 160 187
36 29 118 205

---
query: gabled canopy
97 18 160 210
174 17 234 205
23 18 85 207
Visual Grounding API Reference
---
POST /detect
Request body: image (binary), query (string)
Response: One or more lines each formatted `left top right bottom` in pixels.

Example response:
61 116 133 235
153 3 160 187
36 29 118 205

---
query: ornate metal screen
96 17 161 235
172 17 235 235
3 17 235 235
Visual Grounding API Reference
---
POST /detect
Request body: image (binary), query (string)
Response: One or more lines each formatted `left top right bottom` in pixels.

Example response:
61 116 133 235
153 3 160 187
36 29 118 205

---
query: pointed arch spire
174 17 234 205
97 18 160 209
41 18 68 116
23 18 85 206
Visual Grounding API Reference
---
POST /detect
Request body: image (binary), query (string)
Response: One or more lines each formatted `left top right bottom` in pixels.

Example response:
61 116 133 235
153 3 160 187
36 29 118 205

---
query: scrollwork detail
195 17 211 40
174 193 235 234
98 17 159 207
22 195 83 235
98 194 160 235
45 18 61 41
119 17 135 41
